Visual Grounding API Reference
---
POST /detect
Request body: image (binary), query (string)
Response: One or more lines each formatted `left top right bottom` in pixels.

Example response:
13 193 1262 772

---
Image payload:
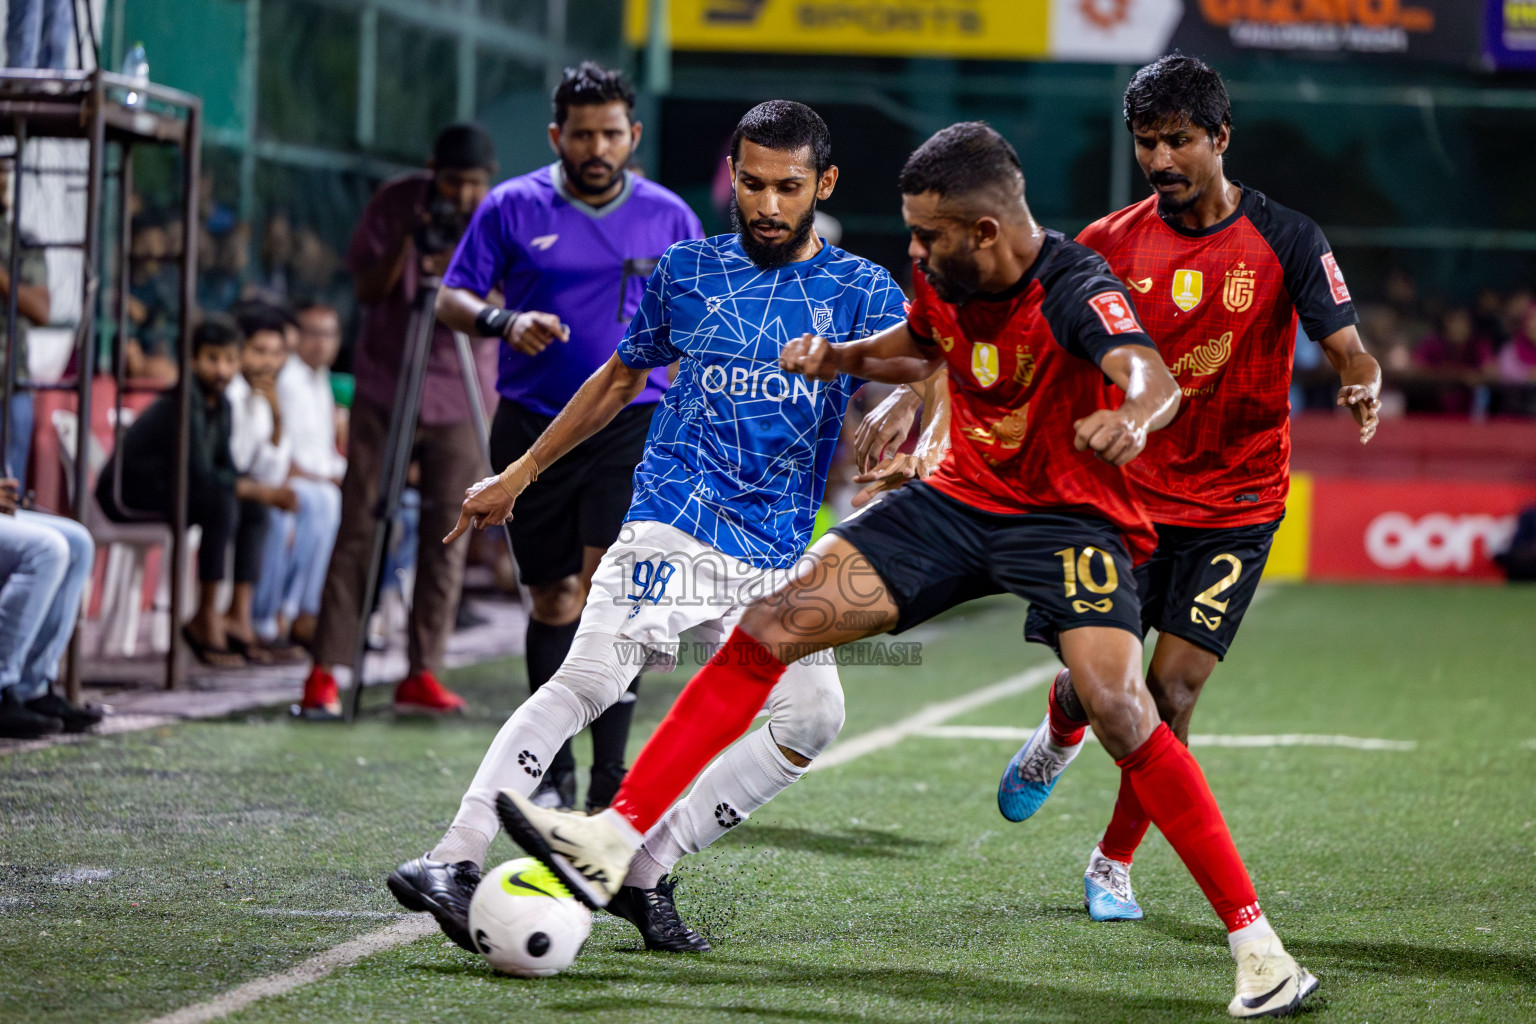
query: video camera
415 195 471 257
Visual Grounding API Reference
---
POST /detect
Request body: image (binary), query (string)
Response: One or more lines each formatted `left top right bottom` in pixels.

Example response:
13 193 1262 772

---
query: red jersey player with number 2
492 121 1322 1018
996 54 1381 954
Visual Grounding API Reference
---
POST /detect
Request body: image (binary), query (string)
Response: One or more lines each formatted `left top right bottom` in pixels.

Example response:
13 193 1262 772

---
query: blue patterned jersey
617 234 907 569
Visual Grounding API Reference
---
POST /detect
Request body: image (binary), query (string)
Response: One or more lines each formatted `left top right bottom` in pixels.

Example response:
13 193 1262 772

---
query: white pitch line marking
810 662 1060 771
140 917 437 1024
915 724 1417 751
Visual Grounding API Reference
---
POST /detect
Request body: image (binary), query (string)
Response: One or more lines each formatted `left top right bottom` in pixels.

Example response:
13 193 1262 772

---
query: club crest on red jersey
1222 263 1256 313
1321 251 1351 304
1172 269 1203 312
1086 291 1144 336
971 342 1000 388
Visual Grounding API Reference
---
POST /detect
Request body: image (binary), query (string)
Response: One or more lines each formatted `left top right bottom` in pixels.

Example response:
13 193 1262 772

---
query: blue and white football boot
1083 846 1144 922
996 671 1086 822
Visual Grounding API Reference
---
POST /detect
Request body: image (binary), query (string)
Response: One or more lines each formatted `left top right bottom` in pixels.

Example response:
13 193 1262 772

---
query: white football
468 857 593 977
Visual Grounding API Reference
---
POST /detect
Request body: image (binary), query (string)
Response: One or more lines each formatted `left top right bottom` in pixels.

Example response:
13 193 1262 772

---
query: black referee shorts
828 482 1143 654
1135 517 1281 660
489 399 655 587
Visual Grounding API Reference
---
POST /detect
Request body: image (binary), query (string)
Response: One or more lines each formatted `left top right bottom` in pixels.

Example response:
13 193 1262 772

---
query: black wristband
475 307 517 337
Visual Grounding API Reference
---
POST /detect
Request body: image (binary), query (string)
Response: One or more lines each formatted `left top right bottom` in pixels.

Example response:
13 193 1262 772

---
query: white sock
623 846 669 890
440 680 591 846
428 825 492 868
1227 914 1276 955
630 724 805 885
436 628 638 852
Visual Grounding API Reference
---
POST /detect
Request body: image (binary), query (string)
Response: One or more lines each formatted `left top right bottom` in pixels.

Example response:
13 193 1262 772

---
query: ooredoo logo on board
1363 512 1515 573
1306 478 1536 580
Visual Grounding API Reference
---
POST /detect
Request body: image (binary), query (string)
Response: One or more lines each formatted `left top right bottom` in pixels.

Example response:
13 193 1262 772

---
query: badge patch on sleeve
1087 291 1145 335
1321 252 1351 305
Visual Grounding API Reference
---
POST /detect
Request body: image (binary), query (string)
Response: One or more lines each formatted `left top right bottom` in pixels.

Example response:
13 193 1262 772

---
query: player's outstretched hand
1337 384 1380 445
780 334 841 382
1073 409 1148 467
444 475 518 544
854 386 920 473
507 311 570 356
851 452 929 508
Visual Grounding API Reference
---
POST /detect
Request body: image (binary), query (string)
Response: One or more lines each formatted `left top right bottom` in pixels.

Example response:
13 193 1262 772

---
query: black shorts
828 482 1142 653
489 399 656 587
1135 518 1281 659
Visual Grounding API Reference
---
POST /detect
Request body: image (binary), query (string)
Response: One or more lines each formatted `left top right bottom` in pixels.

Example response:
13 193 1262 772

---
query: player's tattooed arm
1318 325 1382 445
780 321 943 386
1073 345 1180 467
852 368 951 508
444 353 650 542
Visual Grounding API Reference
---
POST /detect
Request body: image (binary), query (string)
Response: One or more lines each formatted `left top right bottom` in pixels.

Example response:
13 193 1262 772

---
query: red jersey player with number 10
493 122 1324 1019
996 55 1381 947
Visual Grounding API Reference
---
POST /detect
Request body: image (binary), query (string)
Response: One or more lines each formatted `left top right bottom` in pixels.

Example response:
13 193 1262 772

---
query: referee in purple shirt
437 64 703 810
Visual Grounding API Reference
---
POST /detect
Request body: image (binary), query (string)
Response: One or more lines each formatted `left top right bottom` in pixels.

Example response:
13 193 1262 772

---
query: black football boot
386 856 482 951
606 874 711 952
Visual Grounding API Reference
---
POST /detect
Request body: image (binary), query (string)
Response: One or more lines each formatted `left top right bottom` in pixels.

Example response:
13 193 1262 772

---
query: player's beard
918 253 983 305
731 198 818 271
1148 170 1200 216
561 153 625 196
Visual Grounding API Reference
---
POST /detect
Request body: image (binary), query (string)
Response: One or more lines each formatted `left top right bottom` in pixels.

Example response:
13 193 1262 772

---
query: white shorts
577 521 844 758
578 520 803 654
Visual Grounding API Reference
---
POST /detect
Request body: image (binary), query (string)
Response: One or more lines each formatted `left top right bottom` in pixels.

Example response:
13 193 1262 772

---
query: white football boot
495 788 636 910
1228 933 1319 1018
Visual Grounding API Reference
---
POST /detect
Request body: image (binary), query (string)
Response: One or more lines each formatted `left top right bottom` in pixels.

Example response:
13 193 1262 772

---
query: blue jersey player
389 101 907 955
437 63 702 813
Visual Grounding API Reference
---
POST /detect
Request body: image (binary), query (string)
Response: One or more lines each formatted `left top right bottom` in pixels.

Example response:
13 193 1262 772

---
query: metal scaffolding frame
0 69 201 694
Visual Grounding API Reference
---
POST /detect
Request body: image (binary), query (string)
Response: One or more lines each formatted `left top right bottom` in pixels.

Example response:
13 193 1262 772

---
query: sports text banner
627 0 1481 65
625 0 1052 59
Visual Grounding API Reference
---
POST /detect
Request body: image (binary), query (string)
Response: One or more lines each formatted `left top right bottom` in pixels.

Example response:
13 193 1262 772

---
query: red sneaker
394 671 466 715
295 665 342 721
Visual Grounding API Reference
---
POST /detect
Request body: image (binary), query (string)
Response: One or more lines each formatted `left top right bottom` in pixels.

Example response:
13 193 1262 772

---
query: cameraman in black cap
297 125 497 718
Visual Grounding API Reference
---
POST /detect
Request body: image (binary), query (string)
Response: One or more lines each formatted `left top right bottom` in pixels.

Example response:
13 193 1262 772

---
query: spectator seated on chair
0 476 101 739
225 301 304 662
96 314 286 668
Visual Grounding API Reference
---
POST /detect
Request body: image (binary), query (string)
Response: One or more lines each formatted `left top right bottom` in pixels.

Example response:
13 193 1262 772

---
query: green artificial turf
2 585 1533 1023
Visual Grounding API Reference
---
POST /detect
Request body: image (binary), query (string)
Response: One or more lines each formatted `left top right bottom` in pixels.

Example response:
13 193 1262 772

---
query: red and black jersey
1078 187 1358 528
908 230 1159 563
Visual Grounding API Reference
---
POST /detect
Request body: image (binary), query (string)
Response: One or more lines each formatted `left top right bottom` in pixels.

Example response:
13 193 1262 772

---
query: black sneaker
25 692 104 734
386 856 482 952
0 689 63 739
607 875 711 952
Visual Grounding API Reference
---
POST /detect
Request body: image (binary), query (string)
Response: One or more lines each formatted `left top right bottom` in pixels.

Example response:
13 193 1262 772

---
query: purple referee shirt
348 172 497 426
442 164 703 418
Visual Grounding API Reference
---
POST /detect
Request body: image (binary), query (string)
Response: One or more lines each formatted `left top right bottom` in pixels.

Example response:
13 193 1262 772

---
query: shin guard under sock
1117 723 1261 931
610 627 787 834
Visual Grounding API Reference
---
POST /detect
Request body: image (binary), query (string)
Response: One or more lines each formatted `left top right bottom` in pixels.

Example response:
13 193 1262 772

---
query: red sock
1047 672 1087 747
1098 771 1152 864
1117 723 1262 931
609 627 787 834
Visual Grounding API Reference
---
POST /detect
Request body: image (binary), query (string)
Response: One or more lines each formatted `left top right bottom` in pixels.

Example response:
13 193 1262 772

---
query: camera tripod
343 275 512 721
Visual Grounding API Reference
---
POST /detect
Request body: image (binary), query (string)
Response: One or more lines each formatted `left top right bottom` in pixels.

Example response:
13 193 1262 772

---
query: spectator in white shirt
267 301 345 648
226 303 300 661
